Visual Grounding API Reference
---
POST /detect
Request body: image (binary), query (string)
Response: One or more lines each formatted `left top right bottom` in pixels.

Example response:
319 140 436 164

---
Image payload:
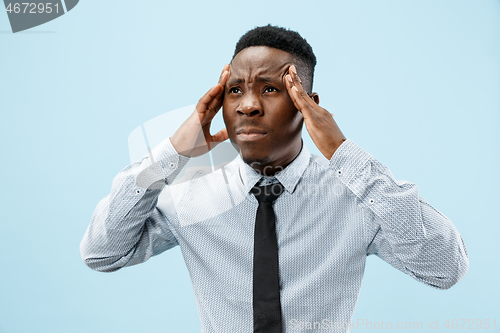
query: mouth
235 127 268 142
237 133 267 141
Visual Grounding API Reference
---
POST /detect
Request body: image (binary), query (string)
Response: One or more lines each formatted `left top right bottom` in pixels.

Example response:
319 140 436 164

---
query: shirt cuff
329 139 424 240
135 137 190 189
329 139 372 187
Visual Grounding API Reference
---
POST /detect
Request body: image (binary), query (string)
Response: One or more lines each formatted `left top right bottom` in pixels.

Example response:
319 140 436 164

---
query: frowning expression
223 46 304 174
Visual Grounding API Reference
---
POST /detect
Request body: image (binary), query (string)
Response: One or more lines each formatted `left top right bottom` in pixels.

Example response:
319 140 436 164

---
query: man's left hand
284 65 346 160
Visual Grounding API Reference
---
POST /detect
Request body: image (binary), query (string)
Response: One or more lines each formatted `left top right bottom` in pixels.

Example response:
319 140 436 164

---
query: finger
199 73 230 128
211 127 228 144
197 71 228 115
284 66 308 106
218 64 230 83
205 70 229 117
284 73 301 110
197 83 222 114
290 65 302 84
285 73 315 119
218 67 229 90
289 65 318 109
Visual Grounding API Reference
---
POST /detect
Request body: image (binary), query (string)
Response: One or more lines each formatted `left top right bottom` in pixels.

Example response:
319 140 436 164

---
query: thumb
210 128 229 145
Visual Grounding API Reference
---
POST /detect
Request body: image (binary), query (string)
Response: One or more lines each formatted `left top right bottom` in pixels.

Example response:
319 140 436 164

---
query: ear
308 92 320 105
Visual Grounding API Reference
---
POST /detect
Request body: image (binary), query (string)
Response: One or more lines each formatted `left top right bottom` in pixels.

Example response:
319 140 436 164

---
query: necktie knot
251 182 284 204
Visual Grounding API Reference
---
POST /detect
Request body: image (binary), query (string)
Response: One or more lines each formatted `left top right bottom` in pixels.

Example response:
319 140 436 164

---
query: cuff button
369 199 375 204
169 162 176 169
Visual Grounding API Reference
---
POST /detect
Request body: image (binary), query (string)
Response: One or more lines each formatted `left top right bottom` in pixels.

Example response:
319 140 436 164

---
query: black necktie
251 182 285 333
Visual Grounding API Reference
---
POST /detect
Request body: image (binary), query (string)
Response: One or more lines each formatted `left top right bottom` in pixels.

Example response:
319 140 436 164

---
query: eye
264 86 277 93
229 87 242 94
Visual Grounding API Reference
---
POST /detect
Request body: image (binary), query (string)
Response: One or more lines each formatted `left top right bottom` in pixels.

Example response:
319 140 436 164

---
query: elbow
82 257 122 273
440 240 470 290
418 227 470 290
442 255 469 290
422 255 469 290
80 239 125 273
431 275 462 291
80 250 126 273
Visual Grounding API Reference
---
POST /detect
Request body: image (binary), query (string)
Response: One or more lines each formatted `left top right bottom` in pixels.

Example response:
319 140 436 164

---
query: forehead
229 46 294 79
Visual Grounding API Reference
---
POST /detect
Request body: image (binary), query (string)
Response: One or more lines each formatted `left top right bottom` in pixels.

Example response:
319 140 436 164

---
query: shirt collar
235 142 311 194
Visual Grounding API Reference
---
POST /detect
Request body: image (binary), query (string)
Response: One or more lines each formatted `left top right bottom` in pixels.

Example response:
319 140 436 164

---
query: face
223 46 303 175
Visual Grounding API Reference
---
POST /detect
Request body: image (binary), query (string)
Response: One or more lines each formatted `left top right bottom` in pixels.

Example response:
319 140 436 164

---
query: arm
330 140 469 289
284 65 468 289
81 65 230 272
80 138 190 272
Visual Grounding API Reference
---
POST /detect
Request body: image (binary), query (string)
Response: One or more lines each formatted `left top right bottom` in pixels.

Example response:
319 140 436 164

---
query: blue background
1 1 499 332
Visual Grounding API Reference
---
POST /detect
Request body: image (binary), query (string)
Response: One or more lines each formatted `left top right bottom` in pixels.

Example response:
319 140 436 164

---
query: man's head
232 25 316 93
222 25 318 176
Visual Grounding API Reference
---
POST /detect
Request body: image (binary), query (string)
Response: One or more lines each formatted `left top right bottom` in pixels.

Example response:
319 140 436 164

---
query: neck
248 139 303 177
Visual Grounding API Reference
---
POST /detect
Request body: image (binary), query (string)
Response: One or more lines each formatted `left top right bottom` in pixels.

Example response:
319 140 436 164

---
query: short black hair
232 25 317 93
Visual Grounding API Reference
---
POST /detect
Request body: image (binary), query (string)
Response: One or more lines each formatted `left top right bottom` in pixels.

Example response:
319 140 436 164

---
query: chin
229 136 274 168
242 155 270 167
240 148 270 167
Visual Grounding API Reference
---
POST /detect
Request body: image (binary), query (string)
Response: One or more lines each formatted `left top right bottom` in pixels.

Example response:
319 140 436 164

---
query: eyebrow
227 76 280 86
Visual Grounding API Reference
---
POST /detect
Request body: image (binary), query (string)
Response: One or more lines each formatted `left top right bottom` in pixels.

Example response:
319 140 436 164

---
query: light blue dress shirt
80 138 469 333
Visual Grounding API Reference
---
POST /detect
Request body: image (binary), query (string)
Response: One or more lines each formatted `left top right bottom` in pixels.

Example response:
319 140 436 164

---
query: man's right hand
170 64 230 157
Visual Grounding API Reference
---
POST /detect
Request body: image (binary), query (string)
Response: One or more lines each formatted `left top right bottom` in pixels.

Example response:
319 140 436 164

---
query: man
81 25 469 332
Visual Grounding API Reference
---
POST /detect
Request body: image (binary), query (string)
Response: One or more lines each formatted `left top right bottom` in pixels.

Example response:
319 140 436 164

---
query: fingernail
287 75 293 83
293 86 299 92
291 66 297 74
297 75 302 84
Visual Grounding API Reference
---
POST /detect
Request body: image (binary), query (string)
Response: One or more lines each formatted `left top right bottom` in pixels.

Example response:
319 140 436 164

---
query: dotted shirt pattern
80 138 469 333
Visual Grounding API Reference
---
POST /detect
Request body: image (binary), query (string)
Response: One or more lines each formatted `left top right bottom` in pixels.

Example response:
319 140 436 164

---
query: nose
237 92 263 117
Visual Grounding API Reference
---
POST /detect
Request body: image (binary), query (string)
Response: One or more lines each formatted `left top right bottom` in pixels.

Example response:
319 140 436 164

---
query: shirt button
136 190 141 194
168 162 176 169
369 199 375 204
337 170 342 176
